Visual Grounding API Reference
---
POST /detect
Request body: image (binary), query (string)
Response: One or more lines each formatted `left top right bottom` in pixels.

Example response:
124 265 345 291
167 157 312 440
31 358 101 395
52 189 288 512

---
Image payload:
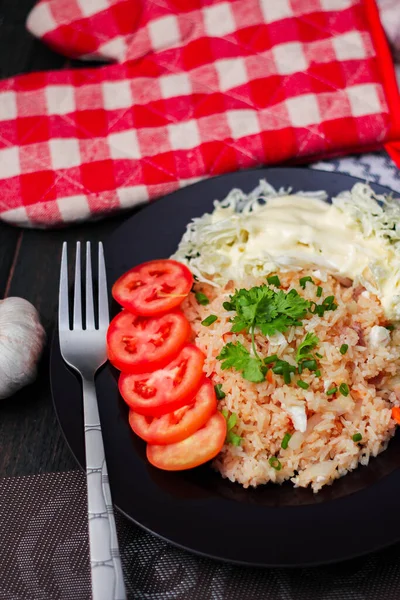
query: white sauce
173 182 400 320
206 195 398 318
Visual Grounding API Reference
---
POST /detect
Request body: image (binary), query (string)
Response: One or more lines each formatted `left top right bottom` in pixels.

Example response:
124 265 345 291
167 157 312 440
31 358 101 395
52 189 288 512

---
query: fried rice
181 270 400 493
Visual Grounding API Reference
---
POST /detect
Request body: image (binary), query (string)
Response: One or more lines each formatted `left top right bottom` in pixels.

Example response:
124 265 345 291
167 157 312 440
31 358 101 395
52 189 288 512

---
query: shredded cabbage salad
171 180 400 319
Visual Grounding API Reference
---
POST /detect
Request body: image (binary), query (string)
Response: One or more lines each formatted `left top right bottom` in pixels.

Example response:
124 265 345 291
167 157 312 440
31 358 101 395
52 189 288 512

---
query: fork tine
59 242 70 331
85 242 95 330
98 242 109 328
73 242 83 329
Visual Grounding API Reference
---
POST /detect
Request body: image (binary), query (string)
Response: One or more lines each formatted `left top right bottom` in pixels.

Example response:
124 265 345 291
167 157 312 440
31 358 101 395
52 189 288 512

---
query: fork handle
82 377 127 600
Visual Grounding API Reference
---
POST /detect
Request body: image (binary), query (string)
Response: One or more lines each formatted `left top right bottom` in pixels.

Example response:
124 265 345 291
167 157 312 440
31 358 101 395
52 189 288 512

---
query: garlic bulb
0 297 46 399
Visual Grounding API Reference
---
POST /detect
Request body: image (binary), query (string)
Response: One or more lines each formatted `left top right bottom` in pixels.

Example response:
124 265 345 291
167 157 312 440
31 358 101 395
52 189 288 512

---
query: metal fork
58 241 127 600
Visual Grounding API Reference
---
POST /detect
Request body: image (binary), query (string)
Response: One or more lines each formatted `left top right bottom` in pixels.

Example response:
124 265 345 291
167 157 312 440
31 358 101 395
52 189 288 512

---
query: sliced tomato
107 310 191 373
146 412 227 471
119 344 205 416
112 259 193 316
129 378 217 444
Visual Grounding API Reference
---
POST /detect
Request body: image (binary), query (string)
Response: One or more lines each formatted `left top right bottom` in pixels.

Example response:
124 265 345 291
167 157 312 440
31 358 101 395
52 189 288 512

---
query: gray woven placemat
311 151 400 193
1 470 400 600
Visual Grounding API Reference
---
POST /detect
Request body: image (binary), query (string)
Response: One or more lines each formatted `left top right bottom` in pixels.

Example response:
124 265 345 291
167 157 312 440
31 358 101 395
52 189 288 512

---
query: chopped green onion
316 286 323 298
214 384 226 400
309 302 325 317
340 344 349 355
227 432 242 446
297 380 309 390
281 433 292 450
201 315 217 326
352 433 362 443
222 410 242 446
326 387 337 396
298 363 303 375
264 354 278 365
267 275 281 287
321 295 338 312
227 413 237 430
386 324 395 331
315 352 323 359
309 302 317 314
195 292 209 305
283 369 292 385
339 383 349 397
301 359 317 371
223 301 233 311
310 295 338 318
269 456 282 471
300 276 314 289
315 369 321 377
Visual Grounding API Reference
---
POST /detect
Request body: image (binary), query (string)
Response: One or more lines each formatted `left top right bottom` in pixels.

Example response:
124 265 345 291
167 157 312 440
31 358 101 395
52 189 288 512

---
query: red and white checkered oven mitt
0 0 399 227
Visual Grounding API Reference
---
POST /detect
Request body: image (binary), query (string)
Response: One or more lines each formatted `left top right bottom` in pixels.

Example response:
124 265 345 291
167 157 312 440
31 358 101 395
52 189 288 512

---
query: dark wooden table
0 0 137 479
4 5 400 600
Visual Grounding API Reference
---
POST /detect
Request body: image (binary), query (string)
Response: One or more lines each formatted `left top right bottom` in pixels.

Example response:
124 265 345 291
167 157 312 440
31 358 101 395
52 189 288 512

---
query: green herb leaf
352 433 362 443
201 314 218 327
315 352 323 359
217 342 266 383
195 292 209 305
281 433 292 450
300 276 314 289
267 275 281 287
227 285 310 338
340 344 349 355
214 384 226 400
315 369 321 377
295 332 319 363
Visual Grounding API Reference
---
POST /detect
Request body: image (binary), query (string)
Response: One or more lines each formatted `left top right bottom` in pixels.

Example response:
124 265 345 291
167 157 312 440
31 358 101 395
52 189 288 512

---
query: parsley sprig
217 342 266 383
218 284 310 383
224 285 310 337
223 285 309 356
295 332 319 363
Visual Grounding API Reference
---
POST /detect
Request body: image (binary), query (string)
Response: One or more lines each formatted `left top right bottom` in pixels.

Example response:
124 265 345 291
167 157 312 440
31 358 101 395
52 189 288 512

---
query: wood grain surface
0 1 138 476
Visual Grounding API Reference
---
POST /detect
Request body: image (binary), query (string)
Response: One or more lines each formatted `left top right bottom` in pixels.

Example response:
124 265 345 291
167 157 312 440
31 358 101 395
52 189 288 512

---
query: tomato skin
119 344 205 416
112 259 193 316
129 378 217 444
107 310 191 374
146 412 227 471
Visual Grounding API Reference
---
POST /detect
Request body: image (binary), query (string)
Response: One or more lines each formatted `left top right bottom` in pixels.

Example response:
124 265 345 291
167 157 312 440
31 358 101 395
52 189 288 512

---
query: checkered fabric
0 0 399 227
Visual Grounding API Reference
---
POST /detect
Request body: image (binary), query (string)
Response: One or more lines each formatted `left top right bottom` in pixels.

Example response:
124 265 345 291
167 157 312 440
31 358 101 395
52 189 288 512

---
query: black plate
51 167 400 567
